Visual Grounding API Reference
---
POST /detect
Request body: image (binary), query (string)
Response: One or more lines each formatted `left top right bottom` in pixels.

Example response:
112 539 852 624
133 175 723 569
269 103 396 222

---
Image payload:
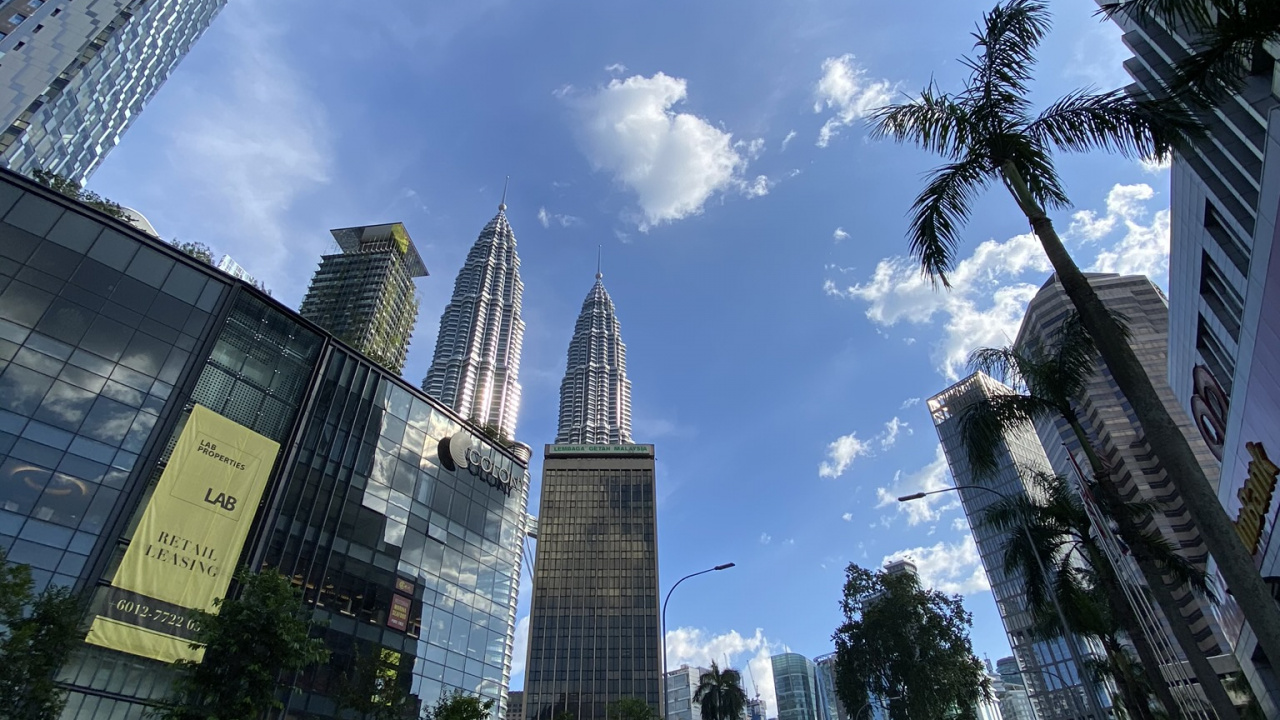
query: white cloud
883 535 990 595
952 517 969 532
665 628 781 713
536 206 582 229
842 512 854 521
570 72 757 230
873 446 957 526
735 137 765 160
819 433 873 478
833 227 850 242
813 54 895 148
510 616 529 678
1086 184 1170 280
162 4 330 289
604 63 628 75
781 129 797 151
1140 155 1172 174
741 175 771 198
880 416 911 450
760 532 772 545
900 397 921 409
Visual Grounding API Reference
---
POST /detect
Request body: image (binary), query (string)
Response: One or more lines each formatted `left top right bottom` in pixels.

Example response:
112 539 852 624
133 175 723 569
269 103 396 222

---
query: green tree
29 168 128 220
958 315 1238 719
694 663 748 720
608 697 658 720
425 692 495 720
0 547 86 720
870 0 1280 675
153 568 329 720
333 646 420 720
831 564 988 720
1098 0 1280 105
168 240 215 266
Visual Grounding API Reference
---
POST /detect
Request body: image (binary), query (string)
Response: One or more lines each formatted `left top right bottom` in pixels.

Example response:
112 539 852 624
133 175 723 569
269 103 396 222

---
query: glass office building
770 654 818 720
0 168 530 718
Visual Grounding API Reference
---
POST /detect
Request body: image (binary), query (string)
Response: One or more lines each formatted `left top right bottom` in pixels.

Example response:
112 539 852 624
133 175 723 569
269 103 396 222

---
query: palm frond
1171 2 1280 106
957 393 1058 479
967 346 1025 388
1094 0 1213 30
1004 139 1072 210
907 154 992 286
869 85 977 159
1029 88 1202 159
965 0 1052 113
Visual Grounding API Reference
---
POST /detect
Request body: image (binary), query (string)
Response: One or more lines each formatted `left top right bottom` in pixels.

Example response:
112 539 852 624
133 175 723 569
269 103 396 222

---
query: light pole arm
660 563 735 720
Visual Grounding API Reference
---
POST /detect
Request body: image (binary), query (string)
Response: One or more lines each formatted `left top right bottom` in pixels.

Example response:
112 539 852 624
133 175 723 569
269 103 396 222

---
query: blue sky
88 0 1176 708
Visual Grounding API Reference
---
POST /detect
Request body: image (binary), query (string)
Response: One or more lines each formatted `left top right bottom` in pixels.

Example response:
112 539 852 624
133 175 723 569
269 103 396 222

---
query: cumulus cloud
741 175 771 198
666 628 781 712
537 206 582 229
814 54 895 147
833 227 850 242
570 72 761 230
842 512 854 521
1140 155 1171 174
819 433 873 478
882 535 990 595
1086 184 1170 280
874 446 957 525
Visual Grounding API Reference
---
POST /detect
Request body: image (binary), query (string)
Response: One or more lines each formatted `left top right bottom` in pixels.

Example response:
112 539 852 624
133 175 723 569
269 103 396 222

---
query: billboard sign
84 405 279 663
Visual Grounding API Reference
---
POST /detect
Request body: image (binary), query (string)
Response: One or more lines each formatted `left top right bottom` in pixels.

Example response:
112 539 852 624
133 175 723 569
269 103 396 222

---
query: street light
661 562 736 720
855 694 901 720
898 486 1107 720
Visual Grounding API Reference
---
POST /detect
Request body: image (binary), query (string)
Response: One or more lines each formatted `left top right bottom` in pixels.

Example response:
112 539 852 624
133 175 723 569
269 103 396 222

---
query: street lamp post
855 694 901 720
661 563 736 720
899 485 1107 720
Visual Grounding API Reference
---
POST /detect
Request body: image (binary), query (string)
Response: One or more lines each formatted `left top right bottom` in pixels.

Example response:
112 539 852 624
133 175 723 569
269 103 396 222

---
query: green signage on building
548 444 653 456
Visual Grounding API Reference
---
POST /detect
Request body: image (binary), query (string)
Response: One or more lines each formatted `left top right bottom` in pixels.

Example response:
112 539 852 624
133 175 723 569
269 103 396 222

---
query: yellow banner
84 404 279 663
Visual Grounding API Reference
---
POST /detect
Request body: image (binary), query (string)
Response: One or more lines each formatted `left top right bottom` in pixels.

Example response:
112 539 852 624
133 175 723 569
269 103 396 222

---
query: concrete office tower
0 0 225 182
521 444 660 720
930 373 1107 720
555 271 632 444
813 654 848 720
771 654 820 720
744 698 768 720
298 222 427 375
665 665 711 720
422 203 525 440
1100 3 1279 459
1017 275 1233 689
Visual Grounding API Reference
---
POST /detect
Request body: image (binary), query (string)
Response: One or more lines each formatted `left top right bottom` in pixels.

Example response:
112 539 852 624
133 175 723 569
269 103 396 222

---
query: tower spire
500 175 510 212
596 245 602 280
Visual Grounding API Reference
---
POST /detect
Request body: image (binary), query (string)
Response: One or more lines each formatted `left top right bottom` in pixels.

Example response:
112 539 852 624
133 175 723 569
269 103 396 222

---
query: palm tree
1098 0 1280 106
981 470 1214 719
694 663 748 720
870 0 1280 677
958 313 1237 718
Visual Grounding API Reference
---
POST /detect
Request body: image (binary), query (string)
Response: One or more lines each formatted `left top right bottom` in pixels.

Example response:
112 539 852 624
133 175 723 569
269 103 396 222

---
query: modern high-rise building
665 665 711 720
813 654 848 720
744 697 768 720
1016 273 1234 711
0 0 226 183
422 203 525 441
522 274 658 720
770 654 819 720
0 167 530 719
555 271 632 444
298 222 427 375
929 373 1108 720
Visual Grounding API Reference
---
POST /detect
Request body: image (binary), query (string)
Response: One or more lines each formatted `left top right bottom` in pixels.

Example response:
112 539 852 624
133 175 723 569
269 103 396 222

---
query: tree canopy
425 692 496 720
694 663 748 720
0 547 86 720
832 564 988 720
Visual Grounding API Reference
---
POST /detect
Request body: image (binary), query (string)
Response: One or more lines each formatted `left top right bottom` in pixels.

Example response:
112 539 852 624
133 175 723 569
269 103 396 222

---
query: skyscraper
523 274 659 720
422 203 525 440
770 654 819 720
0 0 226 182
298 222 427 374
1016 275 1232 685
665 665 711 720
929 373 1107 720
812 654 848 720
555 271 632 444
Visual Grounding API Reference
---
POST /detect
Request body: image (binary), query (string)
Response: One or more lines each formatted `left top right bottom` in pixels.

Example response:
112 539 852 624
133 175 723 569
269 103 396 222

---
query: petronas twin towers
423 200 632 443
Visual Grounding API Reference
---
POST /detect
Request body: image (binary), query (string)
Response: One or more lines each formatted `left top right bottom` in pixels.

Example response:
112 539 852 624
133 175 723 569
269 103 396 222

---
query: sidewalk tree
0 547 86 720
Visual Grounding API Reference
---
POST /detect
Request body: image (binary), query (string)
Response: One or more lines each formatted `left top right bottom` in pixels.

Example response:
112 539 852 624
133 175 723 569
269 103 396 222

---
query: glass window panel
14 346 63 376
69 258 121 299
99 379 144 408
79 316 133 362
0 227 39 266
146 292 190 331
0 184 22 218
34 297 93 345
121 412 156 453
195 280 222 312
67 436 115 464
45 211 102 252
0 317 29 344
26 241 81 280
108 364 152 393
0 363 55 414
87 230 138 271
0 457 49 513
56 453 107 485
5 193 64 236
0 280 53 327
109 276 157 314
7 538 62 570
80 396 136 445
24 331 72 361
55 551 86 577
58 364 106 395
80 486 118 534
19 516 74 547
35 380 96 431
31 472 95 527
160 262 205 304
10 438 63 469
21 420 72 450
119 331 169 376
124 246 173 288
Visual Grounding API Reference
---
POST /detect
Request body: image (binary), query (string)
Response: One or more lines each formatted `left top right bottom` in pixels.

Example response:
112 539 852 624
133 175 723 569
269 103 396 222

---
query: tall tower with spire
422 192 525 439
555 264 633 444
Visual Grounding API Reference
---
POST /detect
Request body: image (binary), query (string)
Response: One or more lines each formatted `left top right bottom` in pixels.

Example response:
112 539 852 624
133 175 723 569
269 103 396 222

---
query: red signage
387 593 412 632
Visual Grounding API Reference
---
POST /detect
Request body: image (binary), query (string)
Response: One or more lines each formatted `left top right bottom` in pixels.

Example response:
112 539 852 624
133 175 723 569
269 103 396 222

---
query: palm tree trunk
1102 632 1158 720
1065 411 1240 720
999 160 1280 686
